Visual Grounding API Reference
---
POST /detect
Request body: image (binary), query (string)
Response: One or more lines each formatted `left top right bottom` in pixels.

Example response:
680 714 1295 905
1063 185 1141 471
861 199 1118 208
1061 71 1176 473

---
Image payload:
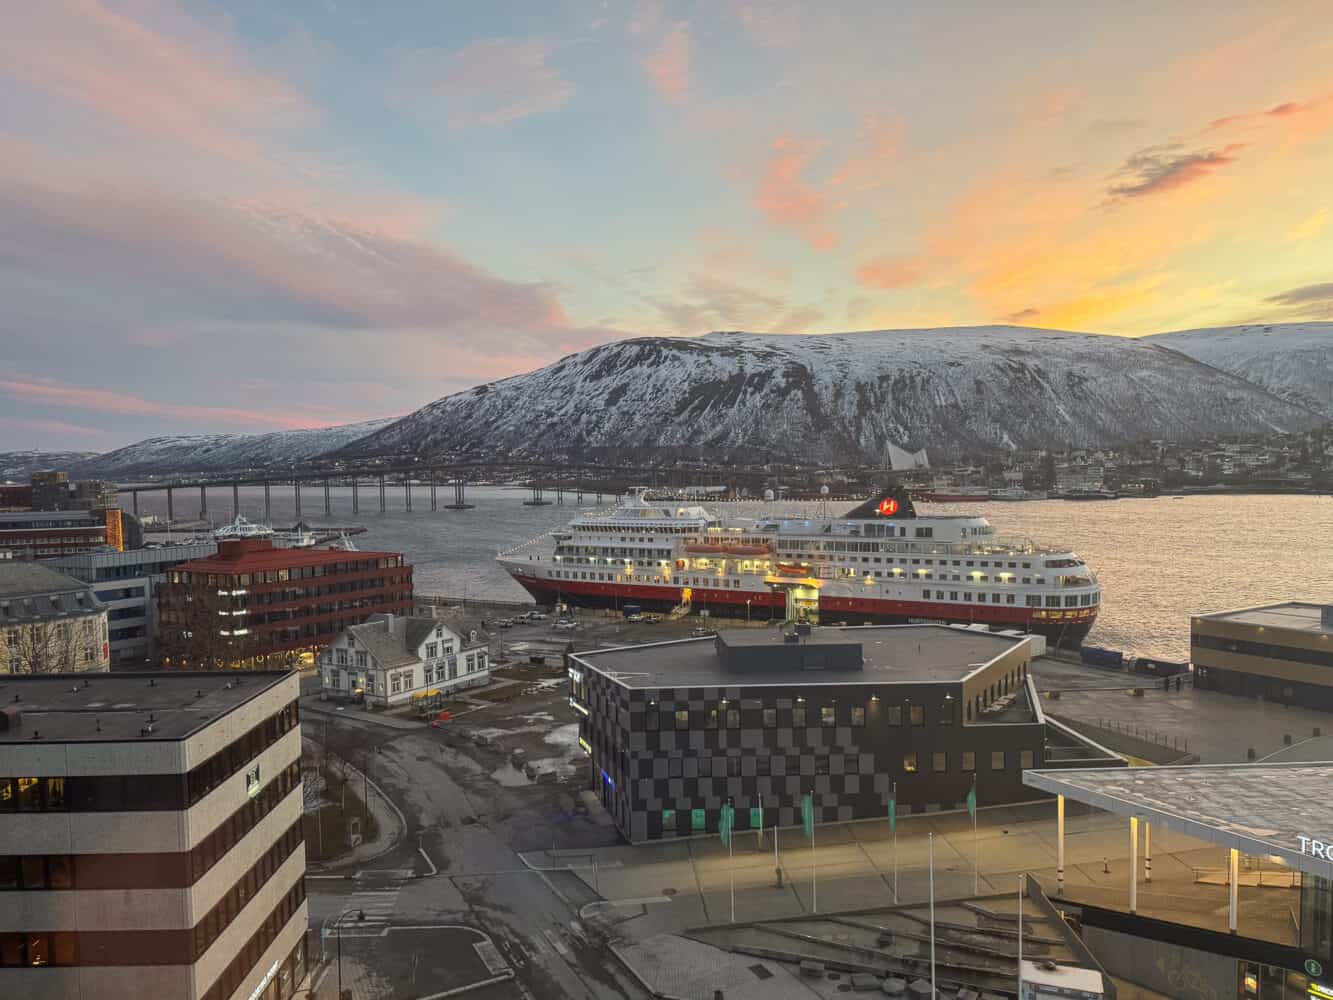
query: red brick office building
157 538 414 670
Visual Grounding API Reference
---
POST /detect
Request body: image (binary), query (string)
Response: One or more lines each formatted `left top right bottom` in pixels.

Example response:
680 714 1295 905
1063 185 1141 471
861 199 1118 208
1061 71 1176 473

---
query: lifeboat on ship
685 543 726 554
774 562 812 577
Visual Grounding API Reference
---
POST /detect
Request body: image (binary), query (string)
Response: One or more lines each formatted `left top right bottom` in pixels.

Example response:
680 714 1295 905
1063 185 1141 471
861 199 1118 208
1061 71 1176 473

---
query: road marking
415 972 515 1000
542 928 571 957
473 940 510 976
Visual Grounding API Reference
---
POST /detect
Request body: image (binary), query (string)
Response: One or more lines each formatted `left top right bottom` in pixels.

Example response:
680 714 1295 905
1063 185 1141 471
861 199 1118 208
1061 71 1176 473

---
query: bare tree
8 617 95 674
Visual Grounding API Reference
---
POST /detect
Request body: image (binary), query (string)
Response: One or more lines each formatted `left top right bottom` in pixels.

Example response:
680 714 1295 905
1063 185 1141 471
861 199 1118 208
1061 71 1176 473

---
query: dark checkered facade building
569 626 1116 843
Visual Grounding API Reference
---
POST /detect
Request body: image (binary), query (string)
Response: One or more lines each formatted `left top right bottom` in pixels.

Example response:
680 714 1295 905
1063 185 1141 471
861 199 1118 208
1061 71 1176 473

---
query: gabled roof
344 612 486 669
0 563 105 626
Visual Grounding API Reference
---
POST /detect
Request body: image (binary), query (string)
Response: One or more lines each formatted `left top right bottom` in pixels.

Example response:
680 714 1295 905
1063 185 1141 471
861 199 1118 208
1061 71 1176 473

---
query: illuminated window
903 752 918 773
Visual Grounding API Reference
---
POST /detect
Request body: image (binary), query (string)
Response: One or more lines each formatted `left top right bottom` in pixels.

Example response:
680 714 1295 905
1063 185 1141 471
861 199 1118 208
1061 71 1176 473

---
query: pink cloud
856 255 921 290
0 375 326 430
645 22 691 103
0 1 308 164
1106 143 1246 200
4 416 118 443
829 117 904 193
402 38 575 127
753 137 837 251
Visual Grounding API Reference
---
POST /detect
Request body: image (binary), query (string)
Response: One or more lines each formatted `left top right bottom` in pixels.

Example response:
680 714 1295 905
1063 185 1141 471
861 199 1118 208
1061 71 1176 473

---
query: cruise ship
497 489 1100 647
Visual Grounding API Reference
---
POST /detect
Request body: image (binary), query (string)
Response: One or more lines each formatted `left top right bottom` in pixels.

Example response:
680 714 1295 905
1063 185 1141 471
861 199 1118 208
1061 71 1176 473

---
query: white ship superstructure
498 490 1100 646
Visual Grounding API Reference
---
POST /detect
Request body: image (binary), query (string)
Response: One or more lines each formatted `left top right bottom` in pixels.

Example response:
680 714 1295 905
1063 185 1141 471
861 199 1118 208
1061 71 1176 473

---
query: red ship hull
508 572 1095 648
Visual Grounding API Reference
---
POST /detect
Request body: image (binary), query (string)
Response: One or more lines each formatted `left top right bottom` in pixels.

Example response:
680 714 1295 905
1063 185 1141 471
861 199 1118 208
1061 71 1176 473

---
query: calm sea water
133 486 1333 661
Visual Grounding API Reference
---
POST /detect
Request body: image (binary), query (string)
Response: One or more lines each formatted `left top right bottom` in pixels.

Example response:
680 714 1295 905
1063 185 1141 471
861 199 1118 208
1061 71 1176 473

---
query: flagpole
729 830 735 924
972 773 979 896
1017 872 1025 997
928 832 937 997
812 813 817 914
892 781 898 904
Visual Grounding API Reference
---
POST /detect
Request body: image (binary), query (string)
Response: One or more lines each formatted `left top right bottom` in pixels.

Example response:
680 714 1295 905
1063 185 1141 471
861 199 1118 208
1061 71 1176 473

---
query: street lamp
746 599 752 624
335 908 365 999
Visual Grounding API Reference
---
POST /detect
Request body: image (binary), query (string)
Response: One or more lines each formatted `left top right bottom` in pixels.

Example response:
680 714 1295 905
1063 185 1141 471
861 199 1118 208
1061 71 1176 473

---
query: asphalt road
304 675 648 1000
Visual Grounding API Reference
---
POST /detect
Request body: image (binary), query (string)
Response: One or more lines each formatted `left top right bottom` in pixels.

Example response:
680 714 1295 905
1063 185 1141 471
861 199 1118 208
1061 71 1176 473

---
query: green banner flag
888 790 897 833
719 803 734 848
801 793 815 841
966 777 977 820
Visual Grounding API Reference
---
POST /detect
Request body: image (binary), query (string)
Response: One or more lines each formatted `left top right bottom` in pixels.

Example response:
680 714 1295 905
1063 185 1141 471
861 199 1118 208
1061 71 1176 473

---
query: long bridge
116 460 896 522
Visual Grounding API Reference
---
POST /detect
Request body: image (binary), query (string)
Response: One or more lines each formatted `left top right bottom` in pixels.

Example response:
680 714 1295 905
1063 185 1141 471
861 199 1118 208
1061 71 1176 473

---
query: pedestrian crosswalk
323 868 413 940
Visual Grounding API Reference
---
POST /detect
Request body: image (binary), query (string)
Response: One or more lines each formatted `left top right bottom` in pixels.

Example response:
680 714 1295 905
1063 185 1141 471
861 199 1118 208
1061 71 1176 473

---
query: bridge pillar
323 479 331 517
446 479 474 510
352 479 359 515
131 491 139 517
199 485 207 520
522 484 551 507
166 487 174 523
378 475 386 514
404 478 412 512
596 492 602 504
263 481 271 522
232 482 240 519
429 471 437 511
294 480 301 518
556 488 564 505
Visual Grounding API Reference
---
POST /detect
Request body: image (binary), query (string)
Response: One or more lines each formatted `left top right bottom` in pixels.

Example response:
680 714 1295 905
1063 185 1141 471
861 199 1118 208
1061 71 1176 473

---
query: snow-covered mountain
70 418 398 479
337 326 1327 466
0 452 100 482
1147 322 1333 416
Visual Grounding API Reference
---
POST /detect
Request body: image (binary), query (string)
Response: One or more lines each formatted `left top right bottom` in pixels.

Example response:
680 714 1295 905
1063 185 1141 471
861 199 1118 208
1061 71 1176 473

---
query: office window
962 751 976 772
662 809 675 831
991 751 1006 771
910 705 925 727
762 708 777 728
757 756 771 776
820 706 836 727
726 708 740 729
728 757 741 777
793 706 807 727
939 701 954 726
705 707 719 730
886 705 903 726
675 709 689 731
903 752 918 773
1020 750 1035 770
932 752 947 773
850 706 865 726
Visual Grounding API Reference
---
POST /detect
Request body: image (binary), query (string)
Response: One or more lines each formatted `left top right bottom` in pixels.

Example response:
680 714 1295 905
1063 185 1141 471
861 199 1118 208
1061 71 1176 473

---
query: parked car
625 613 645 622
493 618 514 628
691 627 714 637
553 620 579 632
643 613 662 624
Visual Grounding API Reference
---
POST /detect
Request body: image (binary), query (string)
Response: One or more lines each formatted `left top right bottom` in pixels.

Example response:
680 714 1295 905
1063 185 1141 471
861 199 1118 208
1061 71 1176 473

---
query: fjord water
138 488 1333 661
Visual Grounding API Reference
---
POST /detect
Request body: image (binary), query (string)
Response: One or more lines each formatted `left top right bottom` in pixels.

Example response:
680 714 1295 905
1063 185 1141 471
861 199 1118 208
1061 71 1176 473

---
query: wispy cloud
753 137 836 250
1265 281 1333 318
1105 142 1245 200
401 38 575 127
0 1 309 164
0 374 327 430
651 272 825 334
856 255 920 290
644 22 690 103
1003 307 1041 323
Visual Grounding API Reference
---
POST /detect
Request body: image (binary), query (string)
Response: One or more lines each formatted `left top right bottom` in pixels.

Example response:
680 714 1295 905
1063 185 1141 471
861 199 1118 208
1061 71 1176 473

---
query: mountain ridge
36 323 1333 478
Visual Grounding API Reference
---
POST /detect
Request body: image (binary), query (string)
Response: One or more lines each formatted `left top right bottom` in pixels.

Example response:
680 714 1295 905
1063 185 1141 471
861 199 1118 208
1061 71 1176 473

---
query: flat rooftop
1024 762 1333 878
0 671 292 744
1195 601 1332 634
577 625 1026 690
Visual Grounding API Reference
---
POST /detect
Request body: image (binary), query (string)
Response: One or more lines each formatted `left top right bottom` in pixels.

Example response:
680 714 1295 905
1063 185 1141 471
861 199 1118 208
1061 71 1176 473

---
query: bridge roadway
116 460 901 522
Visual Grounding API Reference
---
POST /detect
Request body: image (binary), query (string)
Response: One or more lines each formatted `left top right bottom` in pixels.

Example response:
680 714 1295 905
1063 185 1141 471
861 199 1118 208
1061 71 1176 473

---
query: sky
3 1 1333 451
